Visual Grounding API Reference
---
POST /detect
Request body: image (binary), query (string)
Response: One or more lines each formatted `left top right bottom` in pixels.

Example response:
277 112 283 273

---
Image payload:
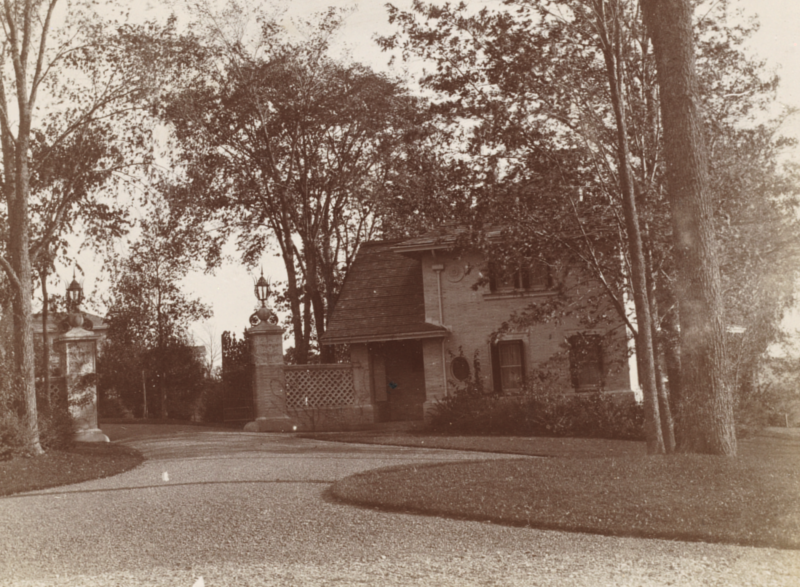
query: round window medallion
446 263 465 282
451 356 471 381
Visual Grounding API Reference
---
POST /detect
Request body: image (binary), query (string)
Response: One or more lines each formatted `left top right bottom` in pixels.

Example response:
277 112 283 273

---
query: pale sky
63 0 800 355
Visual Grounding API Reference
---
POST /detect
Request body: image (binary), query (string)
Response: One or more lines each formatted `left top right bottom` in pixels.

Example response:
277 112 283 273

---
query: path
1 424 797 586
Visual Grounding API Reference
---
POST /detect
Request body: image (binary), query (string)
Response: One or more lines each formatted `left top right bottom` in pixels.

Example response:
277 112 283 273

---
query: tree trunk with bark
595 0 665 453
8 135 43 454
640 0 736 455
39 267 51 412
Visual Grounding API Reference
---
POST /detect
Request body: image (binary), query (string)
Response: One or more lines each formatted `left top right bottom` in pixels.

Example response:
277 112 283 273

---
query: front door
370 340 426 422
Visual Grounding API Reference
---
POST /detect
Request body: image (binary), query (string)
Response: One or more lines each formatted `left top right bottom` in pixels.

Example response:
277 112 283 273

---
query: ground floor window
492 339 525 393
568 333 603 391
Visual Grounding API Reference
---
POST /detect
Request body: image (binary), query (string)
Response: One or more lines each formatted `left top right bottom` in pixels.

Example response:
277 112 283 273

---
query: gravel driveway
1 424 798 586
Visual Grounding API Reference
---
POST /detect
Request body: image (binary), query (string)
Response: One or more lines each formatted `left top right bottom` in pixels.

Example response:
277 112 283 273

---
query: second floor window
489 261 550 293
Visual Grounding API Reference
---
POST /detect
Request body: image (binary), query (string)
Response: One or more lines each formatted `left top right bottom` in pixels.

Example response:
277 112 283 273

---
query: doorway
370 340 426 422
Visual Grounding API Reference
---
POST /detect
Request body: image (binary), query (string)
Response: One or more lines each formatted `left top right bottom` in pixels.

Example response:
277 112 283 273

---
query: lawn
330 433 800 549
0 442 143 496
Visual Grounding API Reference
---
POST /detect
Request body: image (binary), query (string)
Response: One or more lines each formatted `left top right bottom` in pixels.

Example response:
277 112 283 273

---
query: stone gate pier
54 325 109 443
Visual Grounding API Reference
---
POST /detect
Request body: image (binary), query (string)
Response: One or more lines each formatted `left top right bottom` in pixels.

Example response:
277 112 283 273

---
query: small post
142 371 147 419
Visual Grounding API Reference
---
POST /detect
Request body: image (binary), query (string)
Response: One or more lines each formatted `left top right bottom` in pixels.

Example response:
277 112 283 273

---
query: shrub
429 382 644 441
193 377 224 423
98 389 134 419
0 403 78 460
0 410 28 460
36 404 76 452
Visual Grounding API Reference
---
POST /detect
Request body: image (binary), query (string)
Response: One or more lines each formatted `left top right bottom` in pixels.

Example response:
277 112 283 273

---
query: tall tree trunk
284 261 308 365
662 306 683 441
304 247 333 363
596 0 664 454
645 248 676 452
39 267 51 412
640 0 736 455
157 296 168 420
278 229 308 365
9 135 43 454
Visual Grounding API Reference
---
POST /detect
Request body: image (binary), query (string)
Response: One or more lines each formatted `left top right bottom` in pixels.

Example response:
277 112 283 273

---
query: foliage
734 353 800 435
380 0 800 452
0 411 27 460
429 380 644 441
193 375 224 424
1 305 77 458
34 398 78 453
99 207 212 419
0 1 203 453
98 333 209 421
160 7 439 363
219 330 250 412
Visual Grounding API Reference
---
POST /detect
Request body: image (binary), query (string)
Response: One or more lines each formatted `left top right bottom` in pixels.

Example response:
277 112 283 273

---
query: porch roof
321 240 448 345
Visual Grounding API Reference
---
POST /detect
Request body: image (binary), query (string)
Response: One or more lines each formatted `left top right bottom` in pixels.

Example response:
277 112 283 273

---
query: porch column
422 338 448 421
54 326 109 443
244 320 295 432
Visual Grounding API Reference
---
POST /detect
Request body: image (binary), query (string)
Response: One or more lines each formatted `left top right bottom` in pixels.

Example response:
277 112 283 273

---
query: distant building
32 311 109 348
32 312 109 377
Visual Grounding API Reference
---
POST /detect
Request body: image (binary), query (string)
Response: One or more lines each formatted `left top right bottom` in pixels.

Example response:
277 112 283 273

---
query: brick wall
419 250 633 398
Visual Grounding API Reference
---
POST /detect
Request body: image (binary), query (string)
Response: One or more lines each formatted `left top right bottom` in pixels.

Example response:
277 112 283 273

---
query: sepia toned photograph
1 0 798 585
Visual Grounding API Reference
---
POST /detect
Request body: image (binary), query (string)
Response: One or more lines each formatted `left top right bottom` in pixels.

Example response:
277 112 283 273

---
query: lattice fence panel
284 367 355 409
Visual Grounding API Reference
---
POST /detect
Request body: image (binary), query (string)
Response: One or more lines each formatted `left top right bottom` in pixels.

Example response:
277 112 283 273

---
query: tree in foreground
640 0 736 455
381 0 797 453
380 0 675 452
0 0 192 454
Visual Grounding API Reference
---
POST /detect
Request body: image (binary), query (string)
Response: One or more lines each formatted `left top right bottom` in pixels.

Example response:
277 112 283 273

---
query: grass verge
0 442 144 496
331 434 800 549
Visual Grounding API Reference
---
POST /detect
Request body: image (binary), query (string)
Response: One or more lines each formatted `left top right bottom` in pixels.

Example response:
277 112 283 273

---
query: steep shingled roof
321 240 447 345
